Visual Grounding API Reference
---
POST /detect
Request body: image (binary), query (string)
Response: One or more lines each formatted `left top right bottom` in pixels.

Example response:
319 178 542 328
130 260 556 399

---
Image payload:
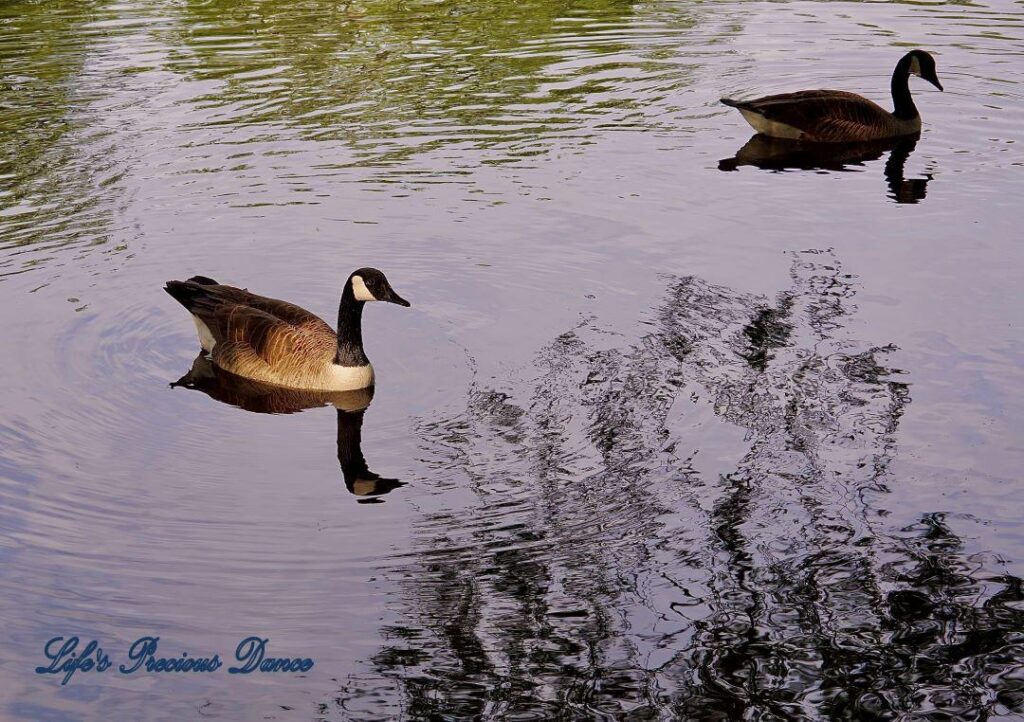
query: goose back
723 90 920 142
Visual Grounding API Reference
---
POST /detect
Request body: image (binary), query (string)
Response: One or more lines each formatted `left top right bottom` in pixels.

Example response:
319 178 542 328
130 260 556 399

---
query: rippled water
2 0 1023 719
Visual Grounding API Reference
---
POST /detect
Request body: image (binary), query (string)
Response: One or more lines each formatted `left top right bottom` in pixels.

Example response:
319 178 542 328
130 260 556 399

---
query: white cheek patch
351 275 377 302
909 56 922 76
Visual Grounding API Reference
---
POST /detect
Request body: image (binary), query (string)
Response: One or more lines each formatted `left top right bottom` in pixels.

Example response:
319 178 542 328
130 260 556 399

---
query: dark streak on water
338 252 1023 720
1 1 1023 720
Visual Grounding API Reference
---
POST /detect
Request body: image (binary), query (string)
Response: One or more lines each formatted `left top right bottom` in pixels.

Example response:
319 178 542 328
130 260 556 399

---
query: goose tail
186 275 219 285
720 97 744 108
164 277 219 311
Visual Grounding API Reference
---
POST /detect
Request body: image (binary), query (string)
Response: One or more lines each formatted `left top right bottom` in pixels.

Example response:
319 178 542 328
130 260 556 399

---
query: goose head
347 267 411 307
906 49 943 91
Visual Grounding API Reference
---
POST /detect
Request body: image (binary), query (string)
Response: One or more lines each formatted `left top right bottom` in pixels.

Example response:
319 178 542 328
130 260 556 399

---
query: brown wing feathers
164 279 338 384
742 90 894 141
722 82 925 143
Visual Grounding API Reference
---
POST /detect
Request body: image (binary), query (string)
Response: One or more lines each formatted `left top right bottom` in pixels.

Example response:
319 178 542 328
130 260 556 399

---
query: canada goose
164 268 409 391
173 354 404 499
721 50 943 142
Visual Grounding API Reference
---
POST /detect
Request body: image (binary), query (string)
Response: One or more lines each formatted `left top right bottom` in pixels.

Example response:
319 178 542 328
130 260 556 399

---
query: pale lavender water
1 1 1022 719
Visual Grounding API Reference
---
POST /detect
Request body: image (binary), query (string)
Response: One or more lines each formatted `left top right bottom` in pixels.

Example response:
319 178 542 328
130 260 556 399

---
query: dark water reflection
335 252 1023 719
172 355 404 500
720 135 932 204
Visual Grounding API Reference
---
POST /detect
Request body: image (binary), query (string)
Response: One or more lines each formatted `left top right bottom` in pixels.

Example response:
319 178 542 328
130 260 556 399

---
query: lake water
2 0 1023 719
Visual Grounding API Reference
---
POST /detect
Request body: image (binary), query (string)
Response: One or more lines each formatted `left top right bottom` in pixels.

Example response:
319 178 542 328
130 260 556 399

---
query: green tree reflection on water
0 1 113 257
165 0 696 157
1 0 703 259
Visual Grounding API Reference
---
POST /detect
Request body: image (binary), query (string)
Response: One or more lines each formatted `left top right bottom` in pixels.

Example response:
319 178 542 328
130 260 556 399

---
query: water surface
2 0 1023 719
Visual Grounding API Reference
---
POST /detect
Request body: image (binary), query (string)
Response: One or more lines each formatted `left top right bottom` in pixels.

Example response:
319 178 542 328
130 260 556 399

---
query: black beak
928 75 943 91
383 286 411 307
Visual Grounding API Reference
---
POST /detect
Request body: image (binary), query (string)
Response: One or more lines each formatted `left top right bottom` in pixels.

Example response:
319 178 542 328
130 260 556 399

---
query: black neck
335 286 369 366
891 54 918 120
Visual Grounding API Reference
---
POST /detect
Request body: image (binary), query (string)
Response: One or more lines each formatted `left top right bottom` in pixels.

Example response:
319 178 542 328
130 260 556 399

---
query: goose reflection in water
171 354 404 502
719 134 932 204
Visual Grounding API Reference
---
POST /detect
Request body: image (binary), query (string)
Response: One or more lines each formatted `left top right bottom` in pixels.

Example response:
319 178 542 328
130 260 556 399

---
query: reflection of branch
335 251 1021 720
0 1 130 269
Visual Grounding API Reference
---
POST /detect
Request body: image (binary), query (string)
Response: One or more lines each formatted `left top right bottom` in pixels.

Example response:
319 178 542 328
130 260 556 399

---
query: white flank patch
739 109 804 140
351 275 377 302
327 363 375 391
192 315 216 352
